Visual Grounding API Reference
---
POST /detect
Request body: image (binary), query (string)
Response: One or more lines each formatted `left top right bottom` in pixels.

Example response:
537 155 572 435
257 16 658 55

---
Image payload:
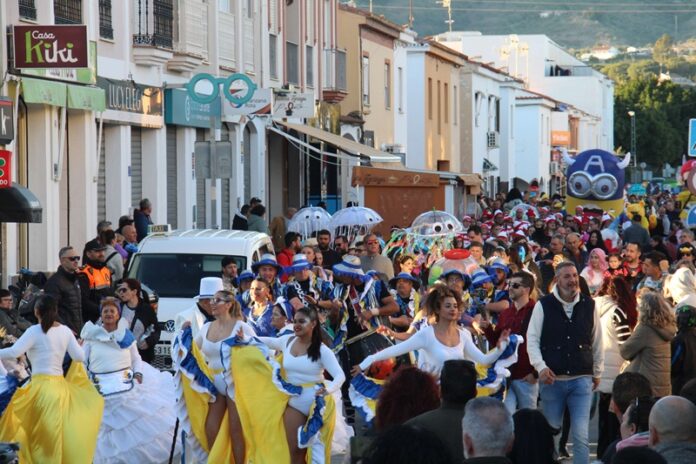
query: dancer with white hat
174 277 224 337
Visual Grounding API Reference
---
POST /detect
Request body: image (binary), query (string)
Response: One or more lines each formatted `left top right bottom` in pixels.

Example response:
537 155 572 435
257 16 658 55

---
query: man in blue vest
527 261 604 464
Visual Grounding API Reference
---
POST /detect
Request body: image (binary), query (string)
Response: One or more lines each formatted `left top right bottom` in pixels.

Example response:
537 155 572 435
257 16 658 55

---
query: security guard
79 241 115 323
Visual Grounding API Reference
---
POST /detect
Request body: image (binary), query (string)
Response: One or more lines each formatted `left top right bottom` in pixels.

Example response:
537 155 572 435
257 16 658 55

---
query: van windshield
128 253 247 298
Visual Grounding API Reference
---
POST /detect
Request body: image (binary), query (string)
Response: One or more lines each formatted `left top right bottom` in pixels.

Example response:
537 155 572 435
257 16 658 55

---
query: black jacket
232 212 248 231
125 301 160 363
44 266 83 334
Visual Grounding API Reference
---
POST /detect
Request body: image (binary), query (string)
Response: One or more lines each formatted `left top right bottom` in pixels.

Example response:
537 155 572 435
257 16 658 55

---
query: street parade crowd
1 149 696 463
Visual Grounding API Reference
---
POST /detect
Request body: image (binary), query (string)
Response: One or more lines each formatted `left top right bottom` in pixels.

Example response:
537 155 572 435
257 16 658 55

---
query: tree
653 34 674 65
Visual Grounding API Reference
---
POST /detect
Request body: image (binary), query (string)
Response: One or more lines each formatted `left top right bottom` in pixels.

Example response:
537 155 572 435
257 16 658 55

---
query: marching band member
285 253 334 314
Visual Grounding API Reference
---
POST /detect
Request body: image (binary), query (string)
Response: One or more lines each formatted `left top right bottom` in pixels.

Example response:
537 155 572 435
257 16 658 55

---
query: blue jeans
540 376 592 464
504 378 539 413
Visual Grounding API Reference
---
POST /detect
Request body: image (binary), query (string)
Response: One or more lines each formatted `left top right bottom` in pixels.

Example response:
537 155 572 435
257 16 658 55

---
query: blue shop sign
164 88 221 128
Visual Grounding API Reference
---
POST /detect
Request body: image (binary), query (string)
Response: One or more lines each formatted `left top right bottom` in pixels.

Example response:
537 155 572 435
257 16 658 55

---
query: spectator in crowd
247 204 268 233
221 256 238 293
468 242 486 267
277 232 301 283
580 248 608 295
316 229 340 269
613 447 667 464
232 204 250 231
43 246 84 335
620 292 677 398
375 366 440 431
616 396 657 452
649 396 696 464
564 232 589 272
637 252 668 293
396 254 417 276
484 271 538 412
363 424 453 464
0 289 30 338
121 224 139 265
360 233 394 280
82 220 112 262
600 372 653 463
623 214 651 251
680 378 696 406
115 215 133 235
623 242 644 285
462 397 514 463
664 267 696 309
100 229 124 282
333 235 349 258
586 230 608 254
527 261 603 464
269 207 296 251
672 303 696 394
676 229 696 261
406 360 478 461
508 409 556 464
605 253 628 278
133 198 153 242
594 275 637 457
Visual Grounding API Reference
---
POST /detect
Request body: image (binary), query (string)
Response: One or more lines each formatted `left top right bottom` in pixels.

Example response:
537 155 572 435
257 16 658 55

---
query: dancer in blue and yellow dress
0 294 104 464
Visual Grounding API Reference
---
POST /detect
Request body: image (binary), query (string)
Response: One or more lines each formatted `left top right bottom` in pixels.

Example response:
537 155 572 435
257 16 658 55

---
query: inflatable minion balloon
563 148 630 214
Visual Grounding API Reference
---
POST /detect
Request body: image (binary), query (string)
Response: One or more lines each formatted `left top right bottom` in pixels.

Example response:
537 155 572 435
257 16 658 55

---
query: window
474 92 483 127
495 98 501 132
247 0 253 18
437 80 441 134
428 78 432 120
398 66 403 112
99 0 113 40
19 0 37 20
362 55 370 106
219 0 230 12
453 85 458 125
286 42 299 85
384 61 391 110
54 0 82 24
269 34 278 80
133 0 174 48
444 83 449 124
306 46 314 86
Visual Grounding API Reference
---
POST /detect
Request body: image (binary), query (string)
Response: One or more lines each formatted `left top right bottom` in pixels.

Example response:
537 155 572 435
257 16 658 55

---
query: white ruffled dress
81 320 179 464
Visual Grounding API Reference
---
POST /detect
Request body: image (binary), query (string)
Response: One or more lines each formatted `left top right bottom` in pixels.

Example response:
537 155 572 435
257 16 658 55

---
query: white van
126 229 274 370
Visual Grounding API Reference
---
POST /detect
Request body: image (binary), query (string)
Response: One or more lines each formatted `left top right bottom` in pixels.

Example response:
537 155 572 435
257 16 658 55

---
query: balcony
19 0 37 21
323 48 347 104
132 0 174 67
546 65 596 77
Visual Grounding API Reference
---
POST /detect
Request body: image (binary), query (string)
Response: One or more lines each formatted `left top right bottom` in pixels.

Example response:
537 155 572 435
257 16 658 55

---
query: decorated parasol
287 206 333 239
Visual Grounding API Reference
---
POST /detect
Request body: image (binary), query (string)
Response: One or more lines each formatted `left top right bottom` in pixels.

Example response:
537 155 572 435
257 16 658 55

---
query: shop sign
272 92 315 118
0 98 14 145
551 130 571 146
164 89 221 129
223 88 272 116
20 41 98 85
0 150 12 188
97 77 162 116
13 25 88 69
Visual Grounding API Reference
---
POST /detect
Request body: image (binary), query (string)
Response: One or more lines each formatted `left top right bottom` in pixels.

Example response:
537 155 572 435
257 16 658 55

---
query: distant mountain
357 0 696 49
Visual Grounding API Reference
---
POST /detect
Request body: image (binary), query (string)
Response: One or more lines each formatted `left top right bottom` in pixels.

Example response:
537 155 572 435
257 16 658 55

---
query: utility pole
628 110 637 168
409 0 414 29
438 0 454 32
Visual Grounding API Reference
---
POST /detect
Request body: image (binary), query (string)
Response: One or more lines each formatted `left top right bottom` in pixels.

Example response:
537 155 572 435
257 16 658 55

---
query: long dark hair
36 294 59 333
296 307 322 362
375 366 440 431
598 276 638 329
587 230 608 253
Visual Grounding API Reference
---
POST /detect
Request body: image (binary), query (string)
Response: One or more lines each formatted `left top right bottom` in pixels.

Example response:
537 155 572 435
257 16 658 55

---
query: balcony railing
547 65 595 77
99 0 113 39
19 0 37 20
323 48 347 91
133 0 174 49
54 0 82 24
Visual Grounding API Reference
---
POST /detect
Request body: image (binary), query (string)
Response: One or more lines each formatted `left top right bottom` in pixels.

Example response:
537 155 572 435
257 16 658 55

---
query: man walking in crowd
527 261 604 464
269 207 296 250
44 246 84 335
360 233 394 280
636 251 668 292
623 242 644 285
134 198 153 242
484 271 538 412
461 397 515 463
317 229 340 269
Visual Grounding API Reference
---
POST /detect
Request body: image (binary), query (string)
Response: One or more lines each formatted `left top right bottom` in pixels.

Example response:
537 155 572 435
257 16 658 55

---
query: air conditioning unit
380 143 405 154
487 131 500 148
549 161 560 174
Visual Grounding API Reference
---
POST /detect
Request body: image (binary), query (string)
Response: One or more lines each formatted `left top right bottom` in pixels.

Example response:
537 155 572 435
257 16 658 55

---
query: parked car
127 229 274 370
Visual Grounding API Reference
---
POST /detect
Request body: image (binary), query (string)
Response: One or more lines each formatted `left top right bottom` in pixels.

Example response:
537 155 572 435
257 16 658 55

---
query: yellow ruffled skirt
0 362 104 464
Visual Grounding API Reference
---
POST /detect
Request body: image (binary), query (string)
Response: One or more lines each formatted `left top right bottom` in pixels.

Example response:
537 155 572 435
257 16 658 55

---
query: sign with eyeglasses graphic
186 73 257 106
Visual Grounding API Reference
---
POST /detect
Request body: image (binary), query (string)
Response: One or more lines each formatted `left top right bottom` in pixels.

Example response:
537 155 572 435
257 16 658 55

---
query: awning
0 183 42 223
21 77 67 107
21 78 105 111
458 173 483 186
275 121 402 165
67 84 106 111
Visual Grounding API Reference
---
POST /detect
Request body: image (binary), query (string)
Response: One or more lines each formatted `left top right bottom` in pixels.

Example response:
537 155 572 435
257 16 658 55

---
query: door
131 126 143 208
166 126 178 228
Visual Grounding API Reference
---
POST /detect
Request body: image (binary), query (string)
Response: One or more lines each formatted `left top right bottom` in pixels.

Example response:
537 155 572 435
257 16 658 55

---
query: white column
176 127 196 229
67 110 98 251
105 124 131 225
141 127 168 224
27 105 61 271
250 119 267 203
230 123 244 210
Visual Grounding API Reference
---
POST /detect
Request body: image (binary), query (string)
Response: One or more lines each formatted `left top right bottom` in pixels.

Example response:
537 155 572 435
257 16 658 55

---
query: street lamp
628 110 637 168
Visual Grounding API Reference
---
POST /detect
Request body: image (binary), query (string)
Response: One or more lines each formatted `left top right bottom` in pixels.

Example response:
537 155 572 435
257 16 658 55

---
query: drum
346 330 396 380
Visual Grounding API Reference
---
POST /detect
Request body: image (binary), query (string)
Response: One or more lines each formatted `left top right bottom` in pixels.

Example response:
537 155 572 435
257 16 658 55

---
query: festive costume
0 324 104 464
81 319 179 464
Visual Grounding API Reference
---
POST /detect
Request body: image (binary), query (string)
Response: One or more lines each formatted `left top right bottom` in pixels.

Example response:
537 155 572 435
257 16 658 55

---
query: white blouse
0 324 84 376
195 320 257 372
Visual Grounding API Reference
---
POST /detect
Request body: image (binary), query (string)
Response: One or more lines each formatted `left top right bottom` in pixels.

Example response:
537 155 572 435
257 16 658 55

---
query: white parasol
329 206 383 243
287 206 332 239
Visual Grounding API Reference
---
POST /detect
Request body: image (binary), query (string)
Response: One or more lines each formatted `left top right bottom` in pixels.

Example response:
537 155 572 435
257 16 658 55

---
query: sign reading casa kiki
13 25 88 69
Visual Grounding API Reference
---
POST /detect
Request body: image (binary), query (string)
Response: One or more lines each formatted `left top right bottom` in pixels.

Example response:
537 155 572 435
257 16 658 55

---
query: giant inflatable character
563 148 630 215
678 159 696 220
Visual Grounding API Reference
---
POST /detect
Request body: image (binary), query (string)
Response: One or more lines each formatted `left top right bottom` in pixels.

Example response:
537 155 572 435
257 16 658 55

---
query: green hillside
357 0 696 49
